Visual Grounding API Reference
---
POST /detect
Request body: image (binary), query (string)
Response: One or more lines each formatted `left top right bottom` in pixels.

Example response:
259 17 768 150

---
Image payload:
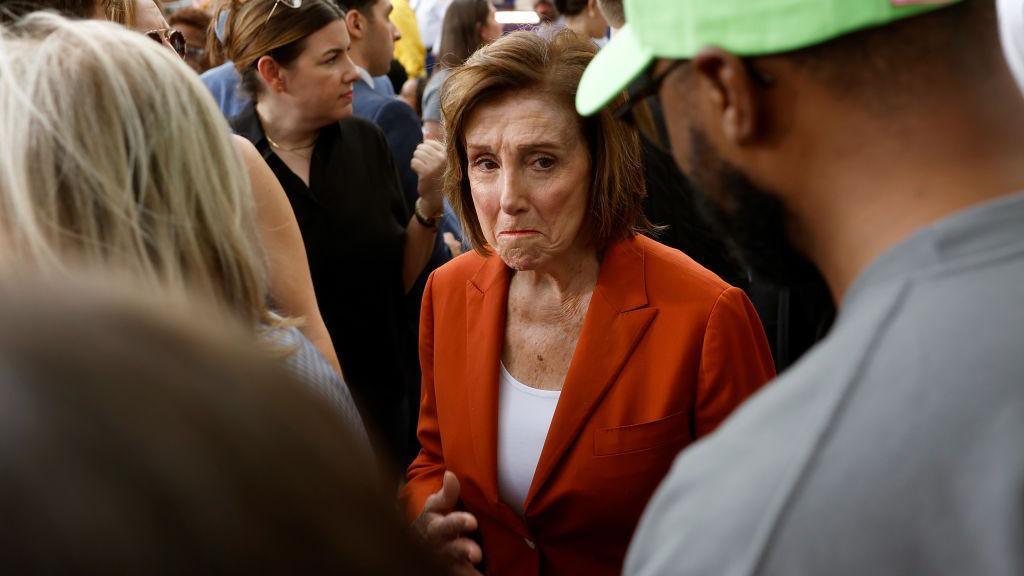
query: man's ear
256 55 286 93
345 8 365 40
692 47 760 145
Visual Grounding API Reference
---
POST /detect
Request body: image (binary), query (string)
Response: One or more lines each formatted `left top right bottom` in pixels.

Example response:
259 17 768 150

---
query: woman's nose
498 169 529 214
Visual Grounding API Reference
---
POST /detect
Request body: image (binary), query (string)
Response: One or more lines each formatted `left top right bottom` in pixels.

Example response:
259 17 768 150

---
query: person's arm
694 286 776 437
402 139 446 292
232 136 342 376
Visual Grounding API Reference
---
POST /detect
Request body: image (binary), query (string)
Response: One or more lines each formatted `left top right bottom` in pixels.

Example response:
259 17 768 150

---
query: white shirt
497 363 560 516
355 65 376 90
411 0 452 51
999 0 1024 96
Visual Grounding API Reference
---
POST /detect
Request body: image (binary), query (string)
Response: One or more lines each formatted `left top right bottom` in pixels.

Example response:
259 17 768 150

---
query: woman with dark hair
219 0 446 468
402 30 775 576
421 0 502 141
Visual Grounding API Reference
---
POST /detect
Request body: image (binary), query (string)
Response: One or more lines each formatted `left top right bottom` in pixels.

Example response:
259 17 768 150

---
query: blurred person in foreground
219 0 446 468
0 276 437 574
102 0 345 377
0 13 364 441
401 30 775 576
168 6 213 73
421 0 502 142
595 0 835 370
0 0 99 19
577 0 1024 574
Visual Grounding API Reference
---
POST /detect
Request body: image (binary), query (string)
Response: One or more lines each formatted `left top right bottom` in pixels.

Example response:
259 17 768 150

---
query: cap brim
576 24 655 117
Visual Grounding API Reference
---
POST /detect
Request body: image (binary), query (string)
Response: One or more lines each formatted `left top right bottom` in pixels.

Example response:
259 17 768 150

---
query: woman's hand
411 139 446 215
413 471 483 576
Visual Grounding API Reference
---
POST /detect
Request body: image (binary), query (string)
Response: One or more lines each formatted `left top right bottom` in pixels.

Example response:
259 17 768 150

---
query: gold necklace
265 132 317 153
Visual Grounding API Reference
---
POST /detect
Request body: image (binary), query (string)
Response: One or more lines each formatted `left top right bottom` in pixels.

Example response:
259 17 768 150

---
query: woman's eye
473 158 498 171
533 157 556 169
325 57 337 65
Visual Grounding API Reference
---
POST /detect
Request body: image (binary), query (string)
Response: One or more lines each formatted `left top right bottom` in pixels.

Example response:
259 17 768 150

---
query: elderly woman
401 30 776 576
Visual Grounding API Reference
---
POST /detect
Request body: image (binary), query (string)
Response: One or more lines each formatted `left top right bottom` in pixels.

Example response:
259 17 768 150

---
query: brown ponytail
213 0 343 99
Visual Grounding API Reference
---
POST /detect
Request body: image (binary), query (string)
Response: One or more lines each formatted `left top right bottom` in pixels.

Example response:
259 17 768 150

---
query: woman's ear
256 55 285 93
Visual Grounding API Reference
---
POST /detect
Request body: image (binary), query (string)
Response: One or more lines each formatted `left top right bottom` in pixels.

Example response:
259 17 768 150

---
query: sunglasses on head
146 28 186 59
265 0 302 25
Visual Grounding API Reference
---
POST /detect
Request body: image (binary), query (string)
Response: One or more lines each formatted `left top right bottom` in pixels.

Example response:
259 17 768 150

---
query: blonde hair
0 13 276 329
100 0 135 25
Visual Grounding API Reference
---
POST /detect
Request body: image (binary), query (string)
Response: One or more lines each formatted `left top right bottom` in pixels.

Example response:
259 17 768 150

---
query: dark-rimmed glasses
266 0 303 25
146 28 186 59
613 58 775 153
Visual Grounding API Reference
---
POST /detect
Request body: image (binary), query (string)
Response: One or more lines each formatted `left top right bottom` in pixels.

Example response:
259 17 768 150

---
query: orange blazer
402 235 775 576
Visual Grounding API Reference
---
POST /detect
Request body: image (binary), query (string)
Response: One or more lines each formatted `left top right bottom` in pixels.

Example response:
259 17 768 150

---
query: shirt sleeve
421 73 443 123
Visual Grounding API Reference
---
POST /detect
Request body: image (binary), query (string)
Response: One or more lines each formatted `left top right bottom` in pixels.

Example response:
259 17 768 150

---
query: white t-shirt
497 363 560 516
1000 0 1024 96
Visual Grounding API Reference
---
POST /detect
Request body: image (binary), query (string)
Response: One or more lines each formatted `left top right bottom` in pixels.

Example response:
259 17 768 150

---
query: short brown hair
168 6 211 32
441 29 648 253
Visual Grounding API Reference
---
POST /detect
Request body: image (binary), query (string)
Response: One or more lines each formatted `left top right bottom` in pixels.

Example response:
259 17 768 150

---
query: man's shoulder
200 61 238 88
623 331 864 575
353 88 419 131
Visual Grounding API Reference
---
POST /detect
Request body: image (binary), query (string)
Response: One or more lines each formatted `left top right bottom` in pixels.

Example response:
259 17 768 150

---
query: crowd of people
0 0 1022 573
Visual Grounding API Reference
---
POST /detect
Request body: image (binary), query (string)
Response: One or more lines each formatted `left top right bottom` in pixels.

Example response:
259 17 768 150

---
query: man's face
654 58 820 287
360 0 400 76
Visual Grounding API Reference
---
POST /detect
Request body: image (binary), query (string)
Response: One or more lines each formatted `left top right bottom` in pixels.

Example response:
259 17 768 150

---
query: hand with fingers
443 232 463 258
411 139 447 215
413 471 483 576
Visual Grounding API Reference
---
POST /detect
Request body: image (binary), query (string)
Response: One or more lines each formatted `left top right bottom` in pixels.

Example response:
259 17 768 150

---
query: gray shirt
421 68 450 124
267 326 369 447
625 192 1024 576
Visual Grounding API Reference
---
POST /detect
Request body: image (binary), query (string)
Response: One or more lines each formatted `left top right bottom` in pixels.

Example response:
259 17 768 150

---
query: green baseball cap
577 0 963 116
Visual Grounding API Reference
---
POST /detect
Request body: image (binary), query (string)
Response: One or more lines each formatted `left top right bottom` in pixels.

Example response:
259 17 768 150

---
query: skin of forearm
402 215 438 293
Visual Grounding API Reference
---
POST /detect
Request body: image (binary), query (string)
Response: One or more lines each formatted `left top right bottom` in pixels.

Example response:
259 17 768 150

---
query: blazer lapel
524 237 658 511
465 254 512 505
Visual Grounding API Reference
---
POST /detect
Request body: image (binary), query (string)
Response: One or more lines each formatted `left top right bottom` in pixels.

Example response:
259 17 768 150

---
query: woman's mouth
498 229 540 237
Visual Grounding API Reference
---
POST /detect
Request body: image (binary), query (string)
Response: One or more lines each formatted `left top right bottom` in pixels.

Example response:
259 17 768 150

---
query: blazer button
524 537 536 549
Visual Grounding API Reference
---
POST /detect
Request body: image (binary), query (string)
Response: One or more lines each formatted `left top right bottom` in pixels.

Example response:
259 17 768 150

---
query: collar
843 190 1024 311
355 66 376 90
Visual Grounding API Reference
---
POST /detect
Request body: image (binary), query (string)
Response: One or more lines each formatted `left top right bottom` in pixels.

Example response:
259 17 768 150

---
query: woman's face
464 92 592 271
479 3 502 44
272 20 359 126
